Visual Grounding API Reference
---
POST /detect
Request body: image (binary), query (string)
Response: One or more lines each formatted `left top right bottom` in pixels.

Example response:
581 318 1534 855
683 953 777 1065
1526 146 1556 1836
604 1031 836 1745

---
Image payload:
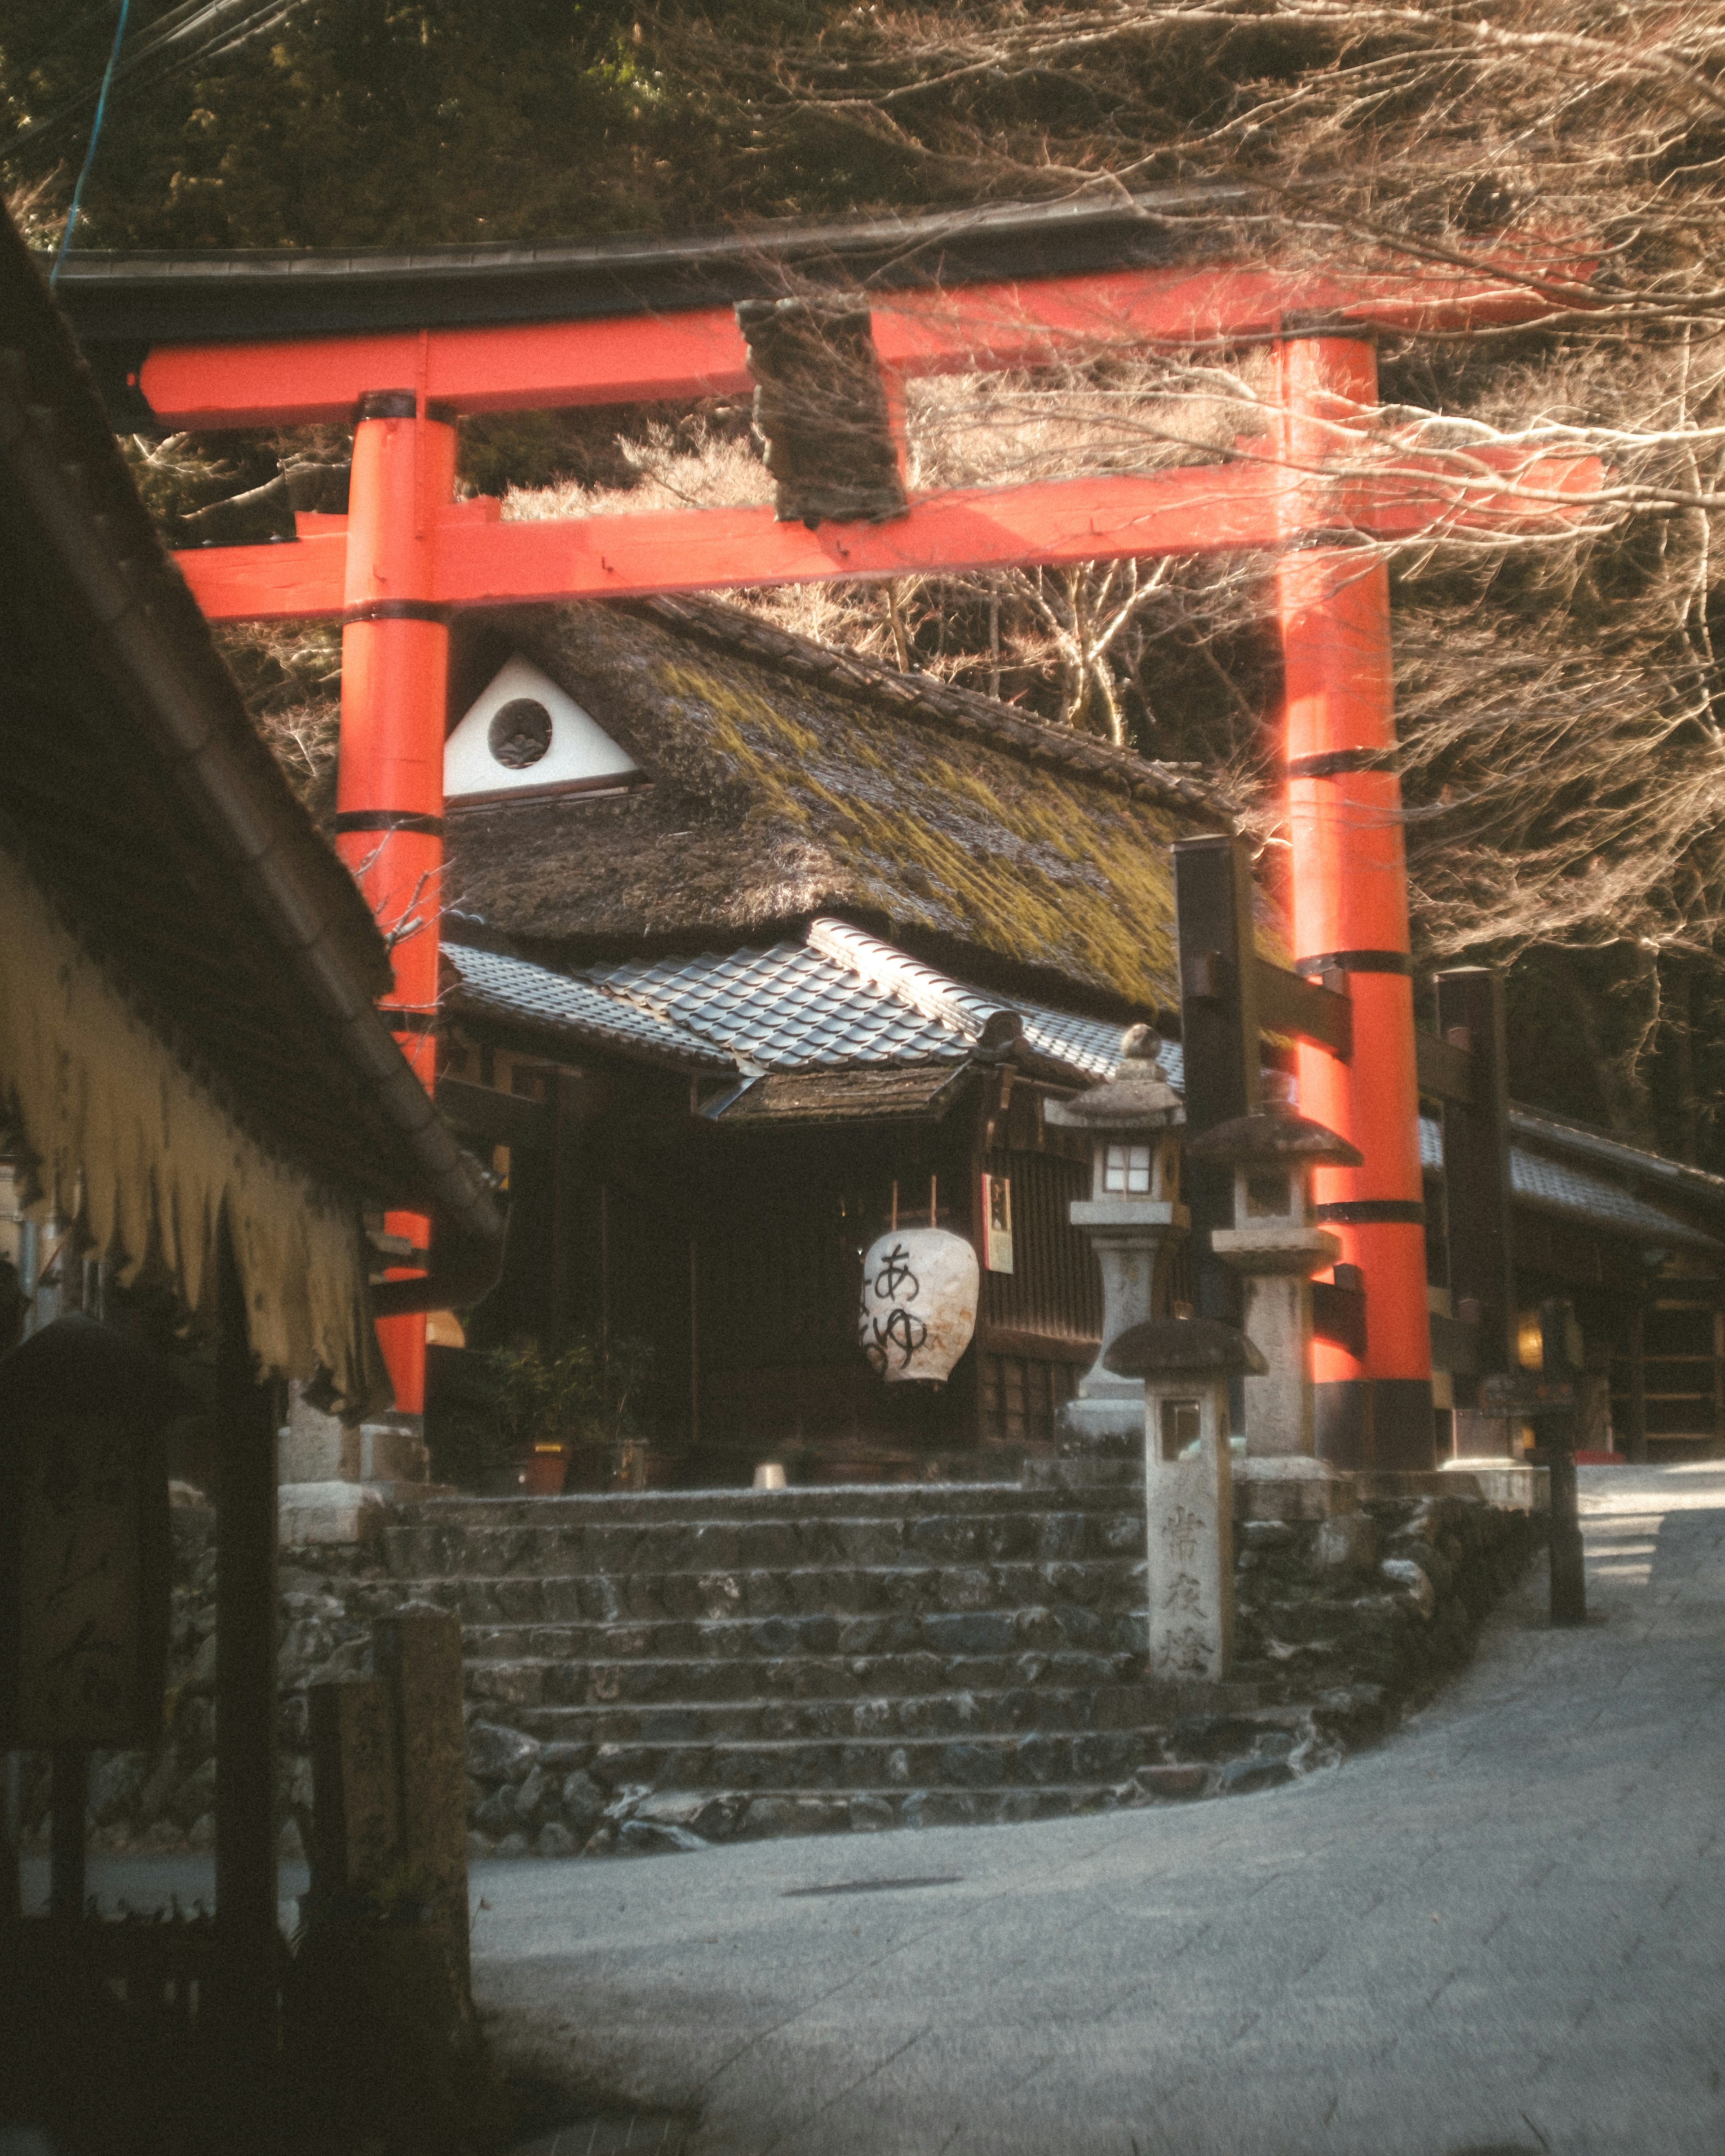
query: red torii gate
112 230 1593 1464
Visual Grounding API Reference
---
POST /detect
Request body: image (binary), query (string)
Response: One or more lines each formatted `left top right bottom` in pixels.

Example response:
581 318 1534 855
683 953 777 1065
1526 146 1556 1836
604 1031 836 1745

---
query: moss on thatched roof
444 596 1228 1012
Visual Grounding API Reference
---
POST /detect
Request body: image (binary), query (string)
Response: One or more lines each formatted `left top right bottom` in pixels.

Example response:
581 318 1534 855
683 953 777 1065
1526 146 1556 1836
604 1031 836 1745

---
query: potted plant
488 1338 600 1494
486 1333 658 1493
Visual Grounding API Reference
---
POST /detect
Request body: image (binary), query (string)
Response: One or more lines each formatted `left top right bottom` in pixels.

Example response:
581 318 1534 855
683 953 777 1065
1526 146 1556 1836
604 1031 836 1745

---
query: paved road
471 1466 1725 2156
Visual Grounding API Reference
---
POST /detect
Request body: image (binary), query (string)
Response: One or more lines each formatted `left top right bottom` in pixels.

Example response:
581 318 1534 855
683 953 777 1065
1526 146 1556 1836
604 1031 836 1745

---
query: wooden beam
1415 1027 1476 1105
1175 835 1259 1334
434 1074 553 1152
175 442 1601 624
136 262 1577 429
975 1325 1100 1366
1312 1277 1368 1359
1256 958 1352 1059
1429 1308 1482 1375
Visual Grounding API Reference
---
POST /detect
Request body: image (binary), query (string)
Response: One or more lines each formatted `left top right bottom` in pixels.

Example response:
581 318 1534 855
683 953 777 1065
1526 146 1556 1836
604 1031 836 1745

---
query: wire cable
12 0 292 160
49 0 131 286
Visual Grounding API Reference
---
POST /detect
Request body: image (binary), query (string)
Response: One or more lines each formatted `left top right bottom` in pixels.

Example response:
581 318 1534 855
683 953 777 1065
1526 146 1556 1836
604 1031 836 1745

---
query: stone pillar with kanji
1105 1313 1265 1683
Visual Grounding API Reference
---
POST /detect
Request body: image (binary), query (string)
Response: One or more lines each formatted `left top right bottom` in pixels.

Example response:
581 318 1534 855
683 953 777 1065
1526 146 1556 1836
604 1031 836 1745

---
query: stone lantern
1185 1075 1362 1458
1045 1025 1187 1452
1104 1313 1265 1683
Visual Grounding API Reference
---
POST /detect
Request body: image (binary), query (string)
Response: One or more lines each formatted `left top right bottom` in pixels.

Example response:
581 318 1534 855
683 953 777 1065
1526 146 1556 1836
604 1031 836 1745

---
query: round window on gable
488 698 553 770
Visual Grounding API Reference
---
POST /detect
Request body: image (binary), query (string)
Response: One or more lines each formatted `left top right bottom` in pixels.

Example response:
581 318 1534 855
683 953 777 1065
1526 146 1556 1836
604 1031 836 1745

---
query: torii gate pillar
1275 335 1433 1468
334 391 456 1415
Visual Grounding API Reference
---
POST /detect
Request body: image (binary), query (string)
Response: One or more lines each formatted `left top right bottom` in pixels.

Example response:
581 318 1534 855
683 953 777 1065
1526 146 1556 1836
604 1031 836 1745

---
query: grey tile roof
584 942 965 1070
1019 998 1145 1082
1419 1114 1717 1250
1511 1149 1720 1249
443 944 729 1068
452 939 1708 1250
445 923 1141 1088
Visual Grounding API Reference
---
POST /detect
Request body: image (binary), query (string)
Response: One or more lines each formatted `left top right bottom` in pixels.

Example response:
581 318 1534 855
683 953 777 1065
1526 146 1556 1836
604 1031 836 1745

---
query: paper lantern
857 1228 979 1384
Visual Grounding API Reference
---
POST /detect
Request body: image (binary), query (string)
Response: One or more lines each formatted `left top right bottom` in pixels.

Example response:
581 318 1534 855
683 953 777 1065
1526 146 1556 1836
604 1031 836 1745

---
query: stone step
484 1766 1307 1855
524 1728 1163 1791
381 1506 1144 1581
374 1559 1145 1626
464 1681 1163 1748
476 1720 1309 1798
456 1604 1144 1668
464 1644 1142 1711
403 1483 1123 1531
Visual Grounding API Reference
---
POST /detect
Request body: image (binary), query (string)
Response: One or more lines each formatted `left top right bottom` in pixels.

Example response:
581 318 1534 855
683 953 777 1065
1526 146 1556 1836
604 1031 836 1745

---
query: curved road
474 1466 1725 2156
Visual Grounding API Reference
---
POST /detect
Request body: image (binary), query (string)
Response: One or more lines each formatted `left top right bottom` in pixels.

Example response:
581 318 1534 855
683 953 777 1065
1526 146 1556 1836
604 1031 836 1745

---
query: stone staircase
370 1481 1320 1847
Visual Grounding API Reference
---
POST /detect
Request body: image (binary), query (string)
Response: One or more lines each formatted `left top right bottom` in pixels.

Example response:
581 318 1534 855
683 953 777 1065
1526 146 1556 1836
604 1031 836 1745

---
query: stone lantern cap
1044 1025 1184 1132
1103 1314 1268 1377
1184 1097 1362 1169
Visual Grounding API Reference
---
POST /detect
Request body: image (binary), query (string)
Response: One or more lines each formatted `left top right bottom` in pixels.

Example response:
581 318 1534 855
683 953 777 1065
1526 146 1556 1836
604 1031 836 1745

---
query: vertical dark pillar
1437 967 1516 1456
1626 1303 1647 1465
548 1074 583 1353
1174 835 1260 1335
214 1217 280 2085
48 1747 87 1919
1539 1295 1587 1627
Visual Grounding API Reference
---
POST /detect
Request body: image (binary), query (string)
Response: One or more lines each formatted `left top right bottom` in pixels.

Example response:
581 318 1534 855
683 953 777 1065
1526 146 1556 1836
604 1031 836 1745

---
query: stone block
922 1612 1015 1656
617 1818 706 1855
1314 1514 1380 1573
1442 1460 1550 1511
1352 1470 1458 1502
1233 1458 1358 1522
938 1742 998 1786
743 1796 846 1837
357 1417 430 1485
374 1606 470 1990
307 1677 398 1895
903 1791 979 1829
1136 1763 1207 1800
279 1480 389 1547
849 1795 896 1832
1218 1756 1295 1795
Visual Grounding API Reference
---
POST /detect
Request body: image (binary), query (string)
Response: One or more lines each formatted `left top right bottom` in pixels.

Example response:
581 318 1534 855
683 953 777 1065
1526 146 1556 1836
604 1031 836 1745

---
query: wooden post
1626 1303 1648 1465
548 1073 582 1353
373 1608 470 1995
48 1746 87 1919
1173 835 1259 1338
307 1678 400 1904
214 1217 281 2081
1436 968 1516 1454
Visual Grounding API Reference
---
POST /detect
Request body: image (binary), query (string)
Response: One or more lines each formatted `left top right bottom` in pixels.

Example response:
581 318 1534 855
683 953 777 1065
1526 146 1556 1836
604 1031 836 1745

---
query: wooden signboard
980 1174 1015 1276
0 1316 181 1752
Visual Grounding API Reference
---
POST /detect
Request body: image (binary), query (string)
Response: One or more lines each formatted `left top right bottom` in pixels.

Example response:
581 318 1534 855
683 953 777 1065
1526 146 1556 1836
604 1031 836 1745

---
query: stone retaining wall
16 1480 1543 1860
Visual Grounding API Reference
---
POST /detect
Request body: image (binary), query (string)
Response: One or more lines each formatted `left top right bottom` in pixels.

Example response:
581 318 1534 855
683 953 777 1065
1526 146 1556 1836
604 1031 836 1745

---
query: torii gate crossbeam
84 225 1593 1466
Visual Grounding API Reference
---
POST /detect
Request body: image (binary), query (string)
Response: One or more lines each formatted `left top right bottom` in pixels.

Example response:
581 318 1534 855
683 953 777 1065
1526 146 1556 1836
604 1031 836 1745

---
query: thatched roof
445 594 1227 1014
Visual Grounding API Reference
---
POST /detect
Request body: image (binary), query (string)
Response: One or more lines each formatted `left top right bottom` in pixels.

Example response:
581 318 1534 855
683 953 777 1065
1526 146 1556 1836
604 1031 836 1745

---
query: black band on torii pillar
1314 1378 1436 1472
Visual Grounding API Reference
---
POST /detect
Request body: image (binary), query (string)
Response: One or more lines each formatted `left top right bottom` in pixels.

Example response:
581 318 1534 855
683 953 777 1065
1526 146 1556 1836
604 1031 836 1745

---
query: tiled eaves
443 943 734 1074
1419 1113 1719 1251
632 593 1231 822
1509 1107 1725 1213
